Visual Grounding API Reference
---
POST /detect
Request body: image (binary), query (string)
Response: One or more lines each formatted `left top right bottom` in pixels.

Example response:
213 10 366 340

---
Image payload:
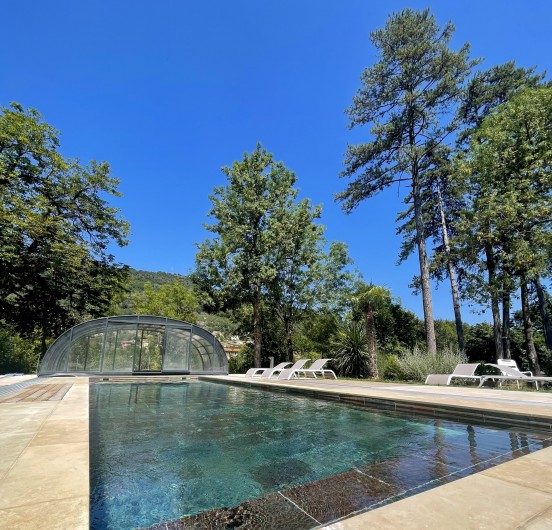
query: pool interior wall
89 381 552 530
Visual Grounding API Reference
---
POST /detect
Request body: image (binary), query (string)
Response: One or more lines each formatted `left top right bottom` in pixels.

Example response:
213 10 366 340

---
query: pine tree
337 8 475 354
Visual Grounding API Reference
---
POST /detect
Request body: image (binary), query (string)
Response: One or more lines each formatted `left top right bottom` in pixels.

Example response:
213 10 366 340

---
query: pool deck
0 376 89 530
0 374 552 529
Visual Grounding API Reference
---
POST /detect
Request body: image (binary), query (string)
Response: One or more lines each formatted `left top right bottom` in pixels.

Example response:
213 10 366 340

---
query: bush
227 343 254 374
392 345 468 382
0 325 39 374
380 354 403 380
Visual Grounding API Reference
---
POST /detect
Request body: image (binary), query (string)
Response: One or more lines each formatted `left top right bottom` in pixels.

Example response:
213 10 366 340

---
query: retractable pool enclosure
39 315 228 376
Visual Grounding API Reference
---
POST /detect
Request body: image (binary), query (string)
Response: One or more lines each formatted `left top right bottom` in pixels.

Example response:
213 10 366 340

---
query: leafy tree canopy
0 103 129 349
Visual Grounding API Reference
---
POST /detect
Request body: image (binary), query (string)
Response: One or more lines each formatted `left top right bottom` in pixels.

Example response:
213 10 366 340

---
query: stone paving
1 374 552 529
0 376 89 530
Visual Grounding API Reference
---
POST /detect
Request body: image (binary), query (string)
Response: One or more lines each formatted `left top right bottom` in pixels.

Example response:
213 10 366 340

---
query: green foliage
197 311 240 342
456 88 552 367
128 269 193 291
392 345 468 382
350 284 425 354
380 354 402 380
130 281 198 322
337 8 476 355
293 311 338 359
463 323 496 363
458 61 546 146
434 320 460 351
0 325 40 374
331 320 372 378
338 8 474 210
195 144 300 366
195 144 356 365
227 344 254 374
0 103 129 349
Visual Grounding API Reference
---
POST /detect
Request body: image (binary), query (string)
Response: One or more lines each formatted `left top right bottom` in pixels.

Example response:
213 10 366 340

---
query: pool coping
200 375 552 433
2 375 552 529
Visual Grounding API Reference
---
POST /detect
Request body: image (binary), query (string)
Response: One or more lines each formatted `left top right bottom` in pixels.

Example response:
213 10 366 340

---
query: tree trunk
436 185 465 353
364 306 378 379
521 280 542 375
533 278 552 351
413 169 437 354
252 283 262 367
502 290 511 359
484 242 503 360
284 318 294 363
41 327 47 358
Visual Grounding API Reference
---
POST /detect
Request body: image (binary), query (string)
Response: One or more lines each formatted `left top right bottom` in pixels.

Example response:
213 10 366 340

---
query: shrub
331 321 372 378
227 343 254 374
0 325 39 374
393 345 468 382
381 354 403 380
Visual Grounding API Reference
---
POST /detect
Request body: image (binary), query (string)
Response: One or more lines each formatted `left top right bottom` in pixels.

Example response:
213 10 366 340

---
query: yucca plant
331 321 372 378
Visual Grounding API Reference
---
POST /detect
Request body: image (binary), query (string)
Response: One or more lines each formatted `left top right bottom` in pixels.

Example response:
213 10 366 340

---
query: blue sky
1 1 550 324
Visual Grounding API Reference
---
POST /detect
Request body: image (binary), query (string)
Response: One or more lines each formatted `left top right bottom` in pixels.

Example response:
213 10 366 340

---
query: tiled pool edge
320 445 552 529
199 376 552 433
201 376 552 529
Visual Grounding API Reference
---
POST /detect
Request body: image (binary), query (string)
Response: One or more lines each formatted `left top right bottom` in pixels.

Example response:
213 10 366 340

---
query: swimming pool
89 381 552 529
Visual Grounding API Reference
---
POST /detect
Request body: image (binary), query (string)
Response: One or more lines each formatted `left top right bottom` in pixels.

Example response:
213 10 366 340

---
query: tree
0 103 129 352
458 88 552 372
131 281 198 322
396 145 467 352
457 62 546 147
268 230 357 361
455 63 547 359
532 278 552 351
265 195 323 361
353 284 393 378
195 145 301 367
337 8 475 354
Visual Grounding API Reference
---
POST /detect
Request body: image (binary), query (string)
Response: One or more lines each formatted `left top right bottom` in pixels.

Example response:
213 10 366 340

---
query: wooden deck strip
35 384 63 401
49 384 73 401
21 385 57 401
0 384 74 403
0 386 44 403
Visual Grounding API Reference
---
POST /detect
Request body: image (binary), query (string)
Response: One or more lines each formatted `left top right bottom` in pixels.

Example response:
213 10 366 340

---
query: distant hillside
115 269 195 313
129 268 194 291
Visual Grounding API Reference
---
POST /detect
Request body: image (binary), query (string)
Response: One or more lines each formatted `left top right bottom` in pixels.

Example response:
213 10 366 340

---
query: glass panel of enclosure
46 329 72 373
39 316 228 375
67 323 105 372
133 324 165 372
163 327 192 371
189 334 212 372
101 323 138 373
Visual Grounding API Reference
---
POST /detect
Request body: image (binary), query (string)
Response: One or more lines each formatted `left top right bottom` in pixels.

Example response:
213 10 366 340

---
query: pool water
89 381 551 529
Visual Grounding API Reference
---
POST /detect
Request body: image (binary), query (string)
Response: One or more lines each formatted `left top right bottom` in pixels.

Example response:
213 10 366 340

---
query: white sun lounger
289 358 337 380
425 363 482 386
274 359 311 380
244 362 291 378
479 360 552 389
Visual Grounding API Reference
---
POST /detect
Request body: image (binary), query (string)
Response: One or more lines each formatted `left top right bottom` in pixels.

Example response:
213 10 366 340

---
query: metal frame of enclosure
38 315 228 376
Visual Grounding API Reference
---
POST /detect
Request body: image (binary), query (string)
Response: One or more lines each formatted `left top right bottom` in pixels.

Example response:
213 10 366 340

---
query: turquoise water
89 382 550 529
